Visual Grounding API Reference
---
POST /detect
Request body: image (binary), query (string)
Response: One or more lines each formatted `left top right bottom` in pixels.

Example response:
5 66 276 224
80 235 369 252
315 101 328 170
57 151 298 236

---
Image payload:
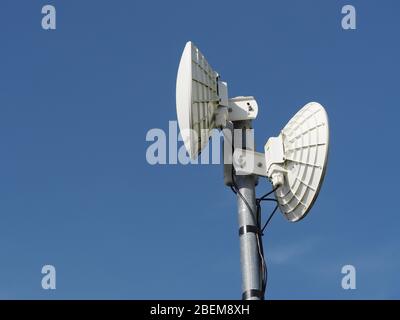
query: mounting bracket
233 134 286 188
217 81 258 123
233 148 267 177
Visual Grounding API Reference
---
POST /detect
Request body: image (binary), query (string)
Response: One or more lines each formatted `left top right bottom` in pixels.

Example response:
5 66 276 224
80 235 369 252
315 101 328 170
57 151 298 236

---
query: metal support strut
232 120 264 300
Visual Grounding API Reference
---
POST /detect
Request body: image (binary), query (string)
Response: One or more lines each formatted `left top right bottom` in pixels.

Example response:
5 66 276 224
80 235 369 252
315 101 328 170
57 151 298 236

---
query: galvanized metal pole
233 120 264 300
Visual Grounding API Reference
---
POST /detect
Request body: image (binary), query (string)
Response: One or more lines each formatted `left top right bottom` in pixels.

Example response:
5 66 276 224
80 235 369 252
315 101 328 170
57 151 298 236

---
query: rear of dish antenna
176 41 258 159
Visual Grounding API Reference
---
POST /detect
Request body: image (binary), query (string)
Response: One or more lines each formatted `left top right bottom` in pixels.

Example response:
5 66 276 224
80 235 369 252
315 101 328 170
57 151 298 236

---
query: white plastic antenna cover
265 102 329 222
176 41 220 159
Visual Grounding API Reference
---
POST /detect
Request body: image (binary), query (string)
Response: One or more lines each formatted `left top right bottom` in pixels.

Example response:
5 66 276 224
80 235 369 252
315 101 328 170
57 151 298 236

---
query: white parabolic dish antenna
176 41 220 159
265 102 330 222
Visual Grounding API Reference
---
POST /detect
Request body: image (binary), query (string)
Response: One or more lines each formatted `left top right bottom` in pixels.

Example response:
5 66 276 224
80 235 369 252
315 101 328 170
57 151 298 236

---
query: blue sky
0 0 399 299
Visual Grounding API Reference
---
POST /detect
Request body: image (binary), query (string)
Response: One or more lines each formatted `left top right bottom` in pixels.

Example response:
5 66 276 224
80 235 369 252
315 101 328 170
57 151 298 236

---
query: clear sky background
0 0 399 299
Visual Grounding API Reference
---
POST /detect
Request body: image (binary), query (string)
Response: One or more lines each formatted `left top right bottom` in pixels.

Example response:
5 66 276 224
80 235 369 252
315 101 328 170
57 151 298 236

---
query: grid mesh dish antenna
176 41 220 159
272 102 329 222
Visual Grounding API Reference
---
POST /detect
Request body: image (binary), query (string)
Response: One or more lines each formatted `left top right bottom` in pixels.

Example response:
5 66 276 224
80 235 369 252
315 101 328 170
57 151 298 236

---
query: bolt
238 154 246 168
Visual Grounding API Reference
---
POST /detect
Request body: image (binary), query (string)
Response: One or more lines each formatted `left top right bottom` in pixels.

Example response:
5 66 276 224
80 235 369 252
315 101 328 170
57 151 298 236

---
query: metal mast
232 120 264 300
